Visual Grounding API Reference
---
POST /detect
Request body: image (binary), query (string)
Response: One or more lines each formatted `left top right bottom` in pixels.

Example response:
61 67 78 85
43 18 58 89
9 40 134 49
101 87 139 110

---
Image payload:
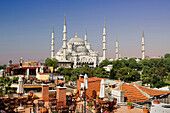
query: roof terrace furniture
0 98 6 111
92 100 101 112
40 107 48 113
38 100 45 111
21 97 28 107
66 95 72 106
15 98 21 108
49 98 58 111
57 101 64 106
7 98 16 113
61 105 69 113
69 103 77 113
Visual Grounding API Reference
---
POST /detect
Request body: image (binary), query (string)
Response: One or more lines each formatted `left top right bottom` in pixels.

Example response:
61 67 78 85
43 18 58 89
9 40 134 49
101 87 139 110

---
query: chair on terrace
93 100 101 112
38 100 45 111
61 106 69 113
22 97 28 107
72 90 80 102
49 99 58 111
0 98 6 111
7 98 16 113
69 103 77 113
27 95 35 106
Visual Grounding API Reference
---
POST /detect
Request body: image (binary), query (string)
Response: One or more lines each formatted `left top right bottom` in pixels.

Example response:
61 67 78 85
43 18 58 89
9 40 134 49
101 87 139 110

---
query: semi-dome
77 45 88 53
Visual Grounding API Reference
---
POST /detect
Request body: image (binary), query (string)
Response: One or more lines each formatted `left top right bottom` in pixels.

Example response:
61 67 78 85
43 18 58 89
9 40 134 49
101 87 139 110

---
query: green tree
141 74 150 84
0 77 13 94
151 74 161 87
164 53 170 58
70 75 77 81
93 67 109 78
0 64 7 70
60 68 72 76
163 58 170 72
99 59 111 68
117 67 132 82
112 60 125 70
45 58 58 69
64 75 70 82
130 70 140 81
142 66 150 74
9 60 12 65
141 59 152 67
110 68 117 79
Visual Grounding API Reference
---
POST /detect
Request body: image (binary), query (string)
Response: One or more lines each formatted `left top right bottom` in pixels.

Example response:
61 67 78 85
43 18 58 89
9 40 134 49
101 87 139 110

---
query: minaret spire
84 28 87 45
102 18 106 60
142 30 145 60
64 14 66 25
63 15 67 60
51 25 54 59
116 37 119 60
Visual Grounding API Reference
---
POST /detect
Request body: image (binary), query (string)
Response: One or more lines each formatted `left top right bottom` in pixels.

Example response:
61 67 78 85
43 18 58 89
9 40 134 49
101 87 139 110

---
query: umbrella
80 83 84 99
17 76 24 110
84 74 88 89
17 76 24 94
36 68 38 74
99 79 105 98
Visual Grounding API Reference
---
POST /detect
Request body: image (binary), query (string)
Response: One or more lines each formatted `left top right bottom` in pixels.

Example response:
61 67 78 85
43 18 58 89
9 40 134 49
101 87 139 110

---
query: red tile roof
137 86 170 96
122 84 149 103
79 77 106 82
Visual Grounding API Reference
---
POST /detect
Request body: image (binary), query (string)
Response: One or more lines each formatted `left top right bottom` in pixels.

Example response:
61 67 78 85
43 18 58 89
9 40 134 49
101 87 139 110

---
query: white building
51 16 107 68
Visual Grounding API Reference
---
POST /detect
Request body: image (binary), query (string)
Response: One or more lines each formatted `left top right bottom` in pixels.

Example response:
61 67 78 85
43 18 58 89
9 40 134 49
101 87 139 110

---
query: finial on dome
75 32 77 38
142 30 144 37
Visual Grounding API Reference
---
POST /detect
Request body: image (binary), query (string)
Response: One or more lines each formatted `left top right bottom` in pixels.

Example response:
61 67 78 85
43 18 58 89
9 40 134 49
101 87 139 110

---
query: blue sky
0 0 170 64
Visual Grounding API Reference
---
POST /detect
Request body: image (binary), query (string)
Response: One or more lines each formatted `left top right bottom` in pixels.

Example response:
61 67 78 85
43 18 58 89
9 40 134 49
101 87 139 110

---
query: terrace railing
76 104 93 113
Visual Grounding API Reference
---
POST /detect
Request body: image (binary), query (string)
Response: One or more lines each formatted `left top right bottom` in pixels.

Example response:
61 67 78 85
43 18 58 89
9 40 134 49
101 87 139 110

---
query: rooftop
122 84 149 103
137 86 170 96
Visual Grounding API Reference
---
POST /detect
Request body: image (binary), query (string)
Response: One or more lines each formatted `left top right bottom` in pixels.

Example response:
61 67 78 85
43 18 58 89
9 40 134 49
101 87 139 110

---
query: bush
127 102 132 106
87 101 93 108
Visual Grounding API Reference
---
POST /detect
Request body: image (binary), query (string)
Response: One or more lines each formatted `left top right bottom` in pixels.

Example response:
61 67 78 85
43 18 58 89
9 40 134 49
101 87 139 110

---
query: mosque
50 16 107 68
50 16 145 68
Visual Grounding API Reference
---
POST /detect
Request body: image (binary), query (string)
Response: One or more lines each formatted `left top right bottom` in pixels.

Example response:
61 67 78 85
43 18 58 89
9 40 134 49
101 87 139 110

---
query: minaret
62 15 67 60
142 31 145 60
116 37 119 59
103 18 106 60
51 25 54 59
84 28 87 45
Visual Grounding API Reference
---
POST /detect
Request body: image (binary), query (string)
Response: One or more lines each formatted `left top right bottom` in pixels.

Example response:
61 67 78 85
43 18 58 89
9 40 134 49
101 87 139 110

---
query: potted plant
127 102 132 109
143 105 149 113
29 90 34 97
87 101 93 110
96 96 99 101
153 99 159 104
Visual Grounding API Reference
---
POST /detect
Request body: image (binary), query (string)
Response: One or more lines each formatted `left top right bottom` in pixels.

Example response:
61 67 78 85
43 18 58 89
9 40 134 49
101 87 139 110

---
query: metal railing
158 97 170 104
76 104 93 113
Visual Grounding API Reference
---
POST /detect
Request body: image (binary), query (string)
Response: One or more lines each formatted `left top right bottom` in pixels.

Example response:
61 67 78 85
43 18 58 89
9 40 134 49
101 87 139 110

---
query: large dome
77 45 88 53
68 34 84 45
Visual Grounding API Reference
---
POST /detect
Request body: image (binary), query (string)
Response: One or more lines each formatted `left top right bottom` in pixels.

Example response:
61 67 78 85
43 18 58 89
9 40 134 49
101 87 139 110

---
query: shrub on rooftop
127 102 132 106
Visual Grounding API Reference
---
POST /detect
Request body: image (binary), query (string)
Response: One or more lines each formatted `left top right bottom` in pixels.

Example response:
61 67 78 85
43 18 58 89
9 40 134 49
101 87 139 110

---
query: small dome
77 46 88 53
